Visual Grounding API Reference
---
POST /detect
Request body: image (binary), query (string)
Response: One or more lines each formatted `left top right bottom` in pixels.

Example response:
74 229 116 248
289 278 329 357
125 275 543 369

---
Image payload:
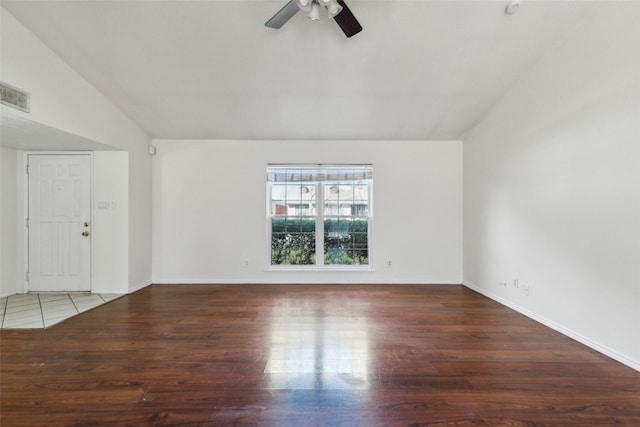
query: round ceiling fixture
505 0 521 15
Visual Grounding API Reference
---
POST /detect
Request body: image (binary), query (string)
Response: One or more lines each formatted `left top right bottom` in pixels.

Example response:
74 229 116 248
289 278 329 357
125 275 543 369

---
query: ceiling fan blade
333 0 362 38
265 0 300 29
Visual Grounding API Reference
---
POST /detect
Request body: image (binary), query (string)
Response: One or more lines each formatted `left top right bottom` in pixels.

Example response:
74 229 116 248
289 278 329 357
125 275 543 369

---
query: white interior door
28 154 91 292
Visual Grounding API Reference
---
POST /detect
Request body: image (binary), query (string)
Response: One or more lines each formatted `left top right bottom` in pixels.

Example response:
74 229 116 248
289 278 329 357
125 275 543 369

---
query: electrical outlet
387 260 392 268
513 278 519 288
499 282 507 287
243 259 249 268
523 282 530 295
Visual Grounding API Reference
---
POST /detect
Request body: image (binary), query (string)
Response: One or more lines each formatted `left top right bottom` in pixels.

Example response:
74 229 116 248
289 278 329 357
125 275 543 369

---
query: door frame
22 151 93 293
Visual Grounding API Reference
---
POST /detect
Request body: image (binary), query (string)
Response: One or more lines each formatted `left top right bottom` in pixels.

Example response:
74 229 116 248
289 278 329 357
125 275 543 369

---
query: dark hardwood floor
1 284 639 426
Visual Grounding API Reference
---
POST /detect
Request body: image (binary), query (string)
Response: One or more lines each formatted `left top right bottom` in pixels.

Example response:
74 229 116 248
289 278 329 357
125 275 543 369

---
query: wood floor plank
1 284 639 426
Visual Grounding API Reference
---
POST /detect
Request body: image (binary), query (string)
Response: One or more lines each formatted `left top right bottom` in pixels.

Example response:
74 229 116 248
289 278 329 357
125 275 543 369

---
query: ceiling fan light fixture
296 0 311 12
265 0 362 38
325 0 343 17
307 2 321 20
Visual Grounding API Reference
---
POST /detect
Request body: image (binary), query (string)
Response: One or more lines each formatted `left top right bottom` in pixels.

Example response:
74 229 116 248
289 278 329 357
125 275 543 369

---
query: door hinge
26 164 29 175
26 272 29 282
26 218 29 228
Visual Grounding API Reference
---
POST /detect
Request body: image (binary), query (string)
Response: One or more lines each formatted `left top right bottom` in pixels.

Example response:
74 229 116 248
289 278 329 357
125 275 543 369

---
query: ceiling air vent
1 82 30 113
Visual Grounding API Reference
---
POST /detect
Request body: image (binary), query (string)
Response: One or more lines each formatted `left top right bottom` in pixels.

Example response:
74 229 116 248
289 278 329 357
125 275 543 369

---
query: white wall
0 147 18 297
93 152 129 294
463 4 640 370
152 140 462 284
1 8 152 293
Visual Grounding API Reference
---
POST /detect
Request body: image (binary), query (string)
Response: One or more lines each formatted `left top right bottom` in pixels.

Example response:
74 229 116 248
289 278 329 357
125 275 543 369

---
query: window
267 165 372 268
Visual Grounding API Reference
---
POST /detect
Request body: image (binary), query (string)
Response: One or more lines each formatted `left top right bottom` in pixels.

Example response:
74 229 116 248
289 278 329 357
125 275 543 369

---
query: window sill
265 265 374 272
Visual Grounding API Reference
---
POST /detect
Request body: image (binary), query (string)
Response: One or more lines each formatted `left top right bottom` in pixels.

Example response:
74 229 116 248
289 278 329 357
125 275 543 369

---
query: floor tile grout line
3 296 42 328
1 297 6 328
37 294 45 327
43 295 74 328
68 293 81 315
41 295 73 323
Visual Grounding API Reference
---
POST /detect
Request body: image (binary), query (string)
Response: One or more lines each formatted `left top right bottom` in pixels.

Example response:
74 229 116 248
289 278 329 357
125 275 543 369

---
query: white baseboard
129 280 152 294
150 278 462 285
464 281 640 373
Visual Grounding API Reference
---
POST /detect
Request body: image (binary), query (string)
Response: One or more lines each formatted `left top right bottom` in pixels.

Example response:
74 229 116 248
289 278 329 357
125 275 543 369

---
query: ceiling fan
265 0 363 38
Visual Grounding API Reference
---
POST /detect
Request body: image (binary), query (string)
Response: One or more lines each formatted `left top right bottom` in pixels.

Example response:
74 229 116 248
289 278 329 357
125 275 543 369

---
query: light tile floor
0 293 122 329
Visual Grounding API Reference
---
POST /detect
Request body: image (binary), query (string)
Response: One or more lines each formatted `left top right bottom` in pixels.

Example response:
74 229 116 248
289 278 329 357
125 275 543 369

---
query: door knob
84 222 90 227
82 231 90 237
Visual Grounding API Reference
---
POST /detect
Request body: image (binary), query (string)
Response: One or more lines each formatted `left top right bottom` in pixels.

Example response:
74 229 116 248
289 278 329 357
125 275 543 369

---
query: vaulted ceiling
2 0 612 141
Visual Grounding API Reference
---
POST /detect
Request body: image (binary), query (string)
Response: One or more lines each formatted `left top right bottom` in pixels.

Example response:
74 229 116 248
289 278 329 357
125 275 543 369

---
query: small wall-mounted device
505 0 521 15
148 145 157 156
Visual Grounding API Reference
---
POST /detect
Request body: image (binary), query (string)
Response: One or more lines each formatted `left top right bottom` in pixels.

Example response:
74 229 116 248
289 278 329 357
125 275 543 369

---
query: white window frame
266 164 373 270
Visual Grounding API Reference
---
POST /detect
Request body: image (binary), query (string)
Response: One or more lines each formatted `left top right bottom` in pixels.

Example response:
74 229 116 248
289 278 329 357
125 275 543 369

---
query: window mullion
315 181 325 266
